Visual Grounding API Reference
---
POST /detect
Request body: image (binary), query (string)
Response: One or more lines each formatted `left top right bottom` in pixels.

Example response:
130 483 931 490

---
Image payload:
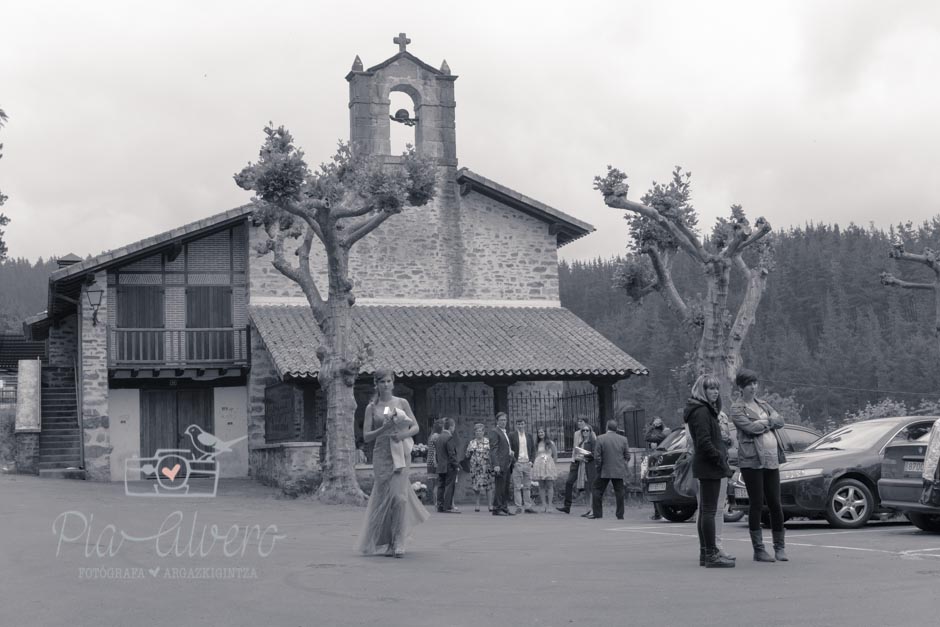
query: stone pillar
592 379 616 430
14 359 42 474
488 381 510 417
80 271 112 481
409 382 431 442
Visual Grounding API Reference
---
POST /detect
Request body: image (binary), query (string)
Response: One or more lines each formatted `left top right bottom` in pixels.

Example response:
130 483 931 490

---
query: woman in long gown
356 369 430 557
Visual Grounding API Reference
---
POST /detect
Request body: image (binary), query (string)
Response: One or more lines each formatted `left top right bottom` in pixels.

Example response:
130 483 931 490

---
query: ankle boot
750 530 776 562
699 548 707 567
703 548 735 568
772 531 788 561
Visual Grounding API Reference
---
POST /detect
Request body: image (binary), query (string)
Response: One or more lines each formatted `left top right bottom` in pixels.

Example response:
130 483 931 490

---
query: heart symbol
161 464 181 481
148 567 160 577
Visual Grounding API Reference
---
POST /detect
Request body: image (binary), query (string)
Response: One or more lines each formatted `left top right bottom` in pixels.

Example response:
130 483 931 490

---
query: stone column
81 271 112 481
14 359 42 474
409 382 431 442
488 381 510 417
592 379 616 430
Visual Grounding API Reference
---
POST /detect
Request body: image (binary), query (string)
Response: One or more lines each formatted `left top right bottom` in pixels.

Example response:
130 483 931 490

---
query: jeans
697 478 723 552
696 476 728 548
741 467 784 532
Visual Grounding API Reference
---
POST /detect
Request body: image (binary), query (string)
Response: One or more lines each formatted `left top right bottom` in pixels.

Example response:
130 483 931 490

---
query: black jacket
683 399 732 480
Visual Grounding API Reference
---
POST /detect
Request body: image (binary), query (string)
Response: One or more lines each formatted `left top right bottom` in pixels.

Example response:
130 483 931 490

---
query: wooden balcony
108 327 250 369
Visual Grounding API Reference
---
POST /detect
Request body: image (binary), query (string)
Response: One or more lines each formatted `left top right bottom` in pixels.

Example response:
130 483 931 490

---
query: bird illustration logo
183 425 248 460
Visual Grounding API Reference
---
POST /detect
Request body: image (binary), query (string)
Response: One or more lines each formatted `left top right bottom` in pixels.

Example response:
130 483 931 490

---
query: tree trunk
316 275 367 505
697 260 735 402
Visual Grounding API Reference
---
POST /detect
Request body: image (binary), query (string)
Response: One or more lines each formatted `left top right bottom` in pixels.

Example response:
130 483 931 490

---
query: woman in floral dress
532 428 559 512
465 423 493 512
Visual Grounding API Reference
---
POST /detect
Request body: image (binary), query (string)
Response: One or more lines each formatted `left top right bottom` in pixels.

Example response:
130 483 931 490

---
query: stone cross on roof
394 32 411 53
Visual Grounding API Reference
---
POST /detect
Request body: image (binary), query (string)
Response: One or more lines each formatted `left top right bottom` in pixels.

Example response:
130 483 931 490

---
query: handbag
673 451 698 498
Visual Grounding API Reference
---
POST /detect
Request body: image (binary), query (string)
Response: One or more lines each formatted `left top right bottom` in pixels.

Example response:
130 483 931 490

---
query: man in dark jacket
684 374 735 568
434 417 461 513
589 420 631 520
489 412 515 516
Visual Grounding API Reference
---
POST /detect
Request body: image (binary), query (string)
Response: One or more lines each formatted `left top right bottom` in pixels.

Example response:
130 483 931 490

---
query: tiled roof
0 334 47 368
249 304 648 380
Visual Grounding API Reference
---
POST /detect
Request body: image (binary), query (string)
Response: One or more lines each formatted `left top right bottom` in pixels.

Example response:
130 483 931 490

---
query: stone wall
248 187 560 302
247 326 279 448
14 433 39 474
81 271 112 481
249 442 321 489
47 313 78 369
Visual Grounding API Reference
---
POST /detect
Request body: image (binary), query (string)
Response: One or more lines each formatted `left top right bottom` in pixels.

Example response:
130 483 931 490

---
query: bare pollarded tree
880 241 940 355
236 126 436 504
594 166 774 400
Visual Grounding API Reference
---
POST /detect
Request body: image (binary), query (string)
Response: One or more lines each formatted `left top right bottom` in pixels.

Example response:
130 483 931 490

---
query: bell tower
346 33 458 201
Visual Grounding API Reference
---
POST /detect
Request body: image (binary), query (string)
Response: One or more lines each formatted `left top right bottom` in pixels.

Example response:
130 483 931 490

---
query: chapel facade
20 36 647 485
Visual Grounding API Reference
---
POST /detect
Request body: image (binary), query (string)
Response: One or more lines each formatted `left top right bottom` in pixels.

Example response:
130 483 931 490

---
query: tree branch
268 227 327 323
603 195 707 263
647 248 694 329
331 202 375 220
342 209 398 248
725 253 768 358
880 273 936 291
723 217 772 259
279 199 325 241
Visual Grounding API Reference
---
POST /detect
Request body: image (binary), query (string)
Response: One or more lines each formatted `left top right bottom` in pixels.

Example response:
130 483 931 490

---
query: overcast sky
2 1 940 264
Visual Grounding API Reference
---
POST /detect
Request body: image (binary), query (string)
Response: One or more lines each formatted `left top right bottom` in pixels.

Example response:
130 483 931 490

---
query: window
117 286 165 328
783 426 820 452
186 286 232 328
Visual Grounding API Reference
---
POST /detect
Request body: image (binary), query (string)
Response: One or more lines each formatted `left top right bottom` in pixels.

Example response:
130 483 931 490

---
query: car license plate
905 461 924 473
648 482 667 493
735 488 748 499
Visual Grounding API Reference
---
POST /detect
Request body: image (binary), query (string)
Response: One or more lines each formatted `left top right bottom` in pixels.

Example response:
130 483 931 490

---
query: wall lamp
85 289 104 326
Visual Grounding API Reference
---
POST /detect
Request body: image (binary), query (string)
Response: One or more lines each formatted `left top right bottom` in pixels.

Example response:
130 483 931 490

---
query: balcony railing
108 327 249 368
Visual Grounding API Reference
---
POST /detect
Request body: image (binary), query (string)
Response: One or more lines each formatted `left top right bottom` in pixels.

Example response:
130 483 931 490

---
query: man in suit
508 417 537 514
489 412 515 516
434 417 461 513
589 419 632 520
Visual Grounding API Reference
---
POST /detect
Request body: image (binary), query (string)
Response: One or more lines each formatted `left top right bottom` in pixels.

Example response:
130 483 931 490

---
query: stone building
21 36 647 484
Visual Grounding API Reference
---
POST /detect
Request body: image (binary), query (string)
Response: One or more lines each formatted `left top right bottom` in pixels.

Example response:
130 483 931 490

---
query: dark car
641 423 821 522
878 420 940 532
730 416 936 529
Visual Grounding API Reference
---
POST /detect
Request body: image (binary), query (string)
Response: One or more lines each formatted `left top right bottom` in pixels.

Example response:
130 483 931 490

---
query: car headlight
779 468 824 482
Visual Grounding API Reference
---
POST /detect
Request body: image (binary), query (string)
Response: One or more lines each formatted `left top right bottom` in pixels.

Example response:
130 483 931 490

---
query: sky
2 0 940 264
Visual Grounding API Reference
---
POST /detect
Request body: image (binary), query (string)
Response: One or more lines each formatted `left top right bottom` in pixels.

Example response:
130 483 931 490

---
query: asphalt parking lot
2 474 937 627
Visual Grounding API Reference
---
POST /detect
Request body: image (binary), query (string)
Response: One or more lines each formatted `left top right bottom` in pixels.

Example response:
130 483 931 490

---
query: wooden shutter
186 286 233 328
116 286 165 328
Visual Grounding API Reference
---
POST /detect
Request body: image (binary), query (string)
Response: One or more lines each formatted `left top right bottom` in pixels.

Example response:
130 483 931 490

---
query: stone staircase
39 386 85 479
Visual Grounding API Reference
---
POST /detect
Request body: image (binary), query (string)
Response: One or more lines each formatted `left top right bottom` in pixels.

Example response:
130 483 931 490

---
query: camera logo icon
124 425 246 498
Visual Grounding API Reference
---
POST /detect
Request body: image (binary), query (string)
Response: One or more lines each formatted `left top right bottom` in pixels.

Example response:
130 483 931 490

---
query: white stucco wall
108 388 140 482
214 386 248 477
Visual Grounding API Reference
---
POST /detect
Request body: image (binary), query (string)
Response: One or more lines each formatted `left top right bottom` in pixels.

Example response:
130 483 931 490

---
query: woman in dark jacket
683 373 735 568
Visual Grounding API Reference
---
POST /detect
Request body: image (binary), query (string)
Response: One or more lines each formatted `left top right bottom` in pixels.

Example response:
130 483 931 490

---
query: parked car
879 419 940 532
642 423 821 522
730 416 936 529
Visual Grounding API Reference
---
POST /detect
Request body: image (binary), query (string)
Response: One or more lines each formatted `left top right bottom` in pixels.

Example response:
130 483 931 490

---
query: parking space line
786 529 889 538
608 527 940 558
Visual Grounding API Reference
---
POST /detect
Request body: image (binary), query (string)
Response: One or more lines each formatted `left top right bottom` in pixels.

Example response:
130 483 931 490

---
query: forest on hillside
0 257 58 332
3 220 940 433
560 220 940 432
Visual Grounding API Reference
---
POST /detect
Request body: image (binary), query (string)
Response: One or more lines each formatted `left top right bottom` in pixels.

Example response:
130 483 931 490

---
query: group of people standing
684 368 788 569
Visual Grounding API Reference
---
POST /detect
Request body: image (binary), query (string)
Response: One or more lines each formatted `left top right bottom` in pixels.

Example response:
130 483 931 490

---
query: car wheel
656 502 697 522
824 478 874 529
723 504 745 523
906 512 940 532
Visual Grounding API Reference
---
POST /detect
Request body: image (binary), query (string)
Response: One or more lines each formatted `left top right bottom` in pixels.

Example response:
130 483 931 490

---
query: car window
659 429 687 451
782 426 819 452
806 421 896 451
889 420 937 443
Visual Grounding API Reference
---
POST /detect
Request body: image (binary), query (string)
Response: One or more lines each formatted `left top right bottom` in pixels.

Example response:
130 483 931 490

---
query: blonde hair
691 373 722 411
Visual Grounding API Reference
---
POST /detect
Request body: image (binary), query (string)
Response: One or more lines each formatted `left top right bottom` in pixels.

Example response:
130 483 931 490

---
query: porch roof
248 303 648 381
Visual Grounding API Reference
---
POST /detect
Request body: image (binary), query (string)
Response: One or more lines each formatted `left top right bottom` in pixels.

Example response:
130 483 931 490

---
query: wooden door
177 388 214 460
140 389 178 460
